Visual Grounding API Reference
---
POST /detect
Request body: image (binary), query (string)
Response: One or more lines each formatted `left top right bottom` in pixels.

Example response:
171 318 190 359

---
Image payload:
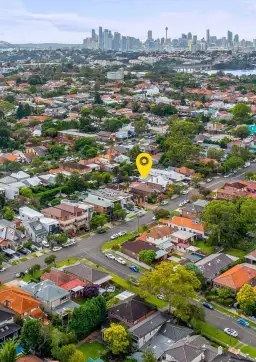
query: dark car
202 302 214 310
97 228 106 234
18 249 28 255
129 265 139 272
16 272 25 278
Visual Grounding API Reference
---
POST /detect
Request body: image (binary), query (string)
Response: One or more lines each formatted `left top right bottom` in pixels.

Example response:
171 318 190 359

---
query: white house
19 207 43 222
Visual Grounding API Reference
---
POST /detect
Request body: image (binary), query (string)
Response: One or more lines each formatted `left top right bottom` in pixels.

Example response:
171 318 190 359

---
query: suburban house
0 219 26 249
0 305 20 344
176 167 195 177
41 203 88 233
167 216 206 239
170 230 195 251
213 264 256 292
62 162 92 175
25 146 48 156
142 226 175 252
19 207 43 222
87 188 133 209
245 250 256 265
129 182 161 203
122 238 159 260
83 194 113 215
109 295 155 327
64 262 112 286
181 203 206 220
0 287 44 320
196 253 237 281
24 220 48 245
22 280 79 316
165 335 221 362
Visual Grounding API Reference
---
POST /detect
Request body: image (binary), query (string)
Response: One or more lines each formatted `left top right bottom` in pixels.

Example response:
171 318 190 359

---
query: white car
105 253 115 260
224 328 238 337
110 233 119 240
157 294 164 300
206 178 213 182
52 246 62 252
224 174 230 178
179 202 185 207
160 200 169 206
106 286 116 293
116 257 126 265
182 190 189 195
0 267 6 272
118 231 127 237
152 216 156 221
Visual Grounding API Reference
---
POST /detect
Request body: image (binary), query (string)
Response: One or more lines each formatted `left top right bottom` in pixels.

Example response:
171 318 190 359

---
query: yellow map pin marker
136 153 153 179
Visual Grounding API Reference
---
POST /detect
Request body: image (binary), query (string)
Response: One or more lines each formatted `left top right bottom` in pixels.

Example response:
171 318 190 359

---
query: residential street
1 170 256 346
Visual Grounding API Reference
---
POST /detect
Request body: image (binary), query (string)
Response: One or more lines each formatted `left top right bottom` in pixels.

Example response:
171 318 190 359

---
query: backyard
194 240 215 254
78 341 107 360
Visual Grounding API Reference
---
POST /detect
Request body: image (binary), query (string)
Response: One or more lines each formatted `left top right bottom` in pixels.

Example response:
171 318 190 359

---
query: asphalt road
204 306 256 348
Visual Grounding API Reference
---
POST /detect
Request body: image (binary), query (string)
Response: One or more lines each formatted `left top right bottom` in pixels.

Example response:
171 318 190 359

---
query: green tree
44 254 57 265
223 156 244 173
236 284 256 316
90 213 108 229
150 103 177 116
20 187 33 198
0 338 17 362
3 206 15 221
58 344 76 362
94 91 103 104
113 203 127 221
69 350 85 362
128 145 141 161
240 197 256 231
207 148 224 161
104 323 130 355
20 319 43 354
104 118 122 132
232 102 251 121
142 348 157 362
134 118 147 135
202 200 244 248
191 172 203 187
55 172 66 197
233 125 250 139
29 264 41 276
139 261 201 318
0 101 14 118
70 87 77 95
0 253 4 267
139 250 156 264
153 208 170 220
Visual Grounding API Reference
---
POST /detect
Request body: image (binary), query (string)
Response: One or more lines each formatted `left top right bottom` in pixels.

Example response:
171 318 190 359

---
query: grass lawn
194 241 214 254
23 269 44 282
193 320 238 347
56 257 79 268
78 341 107 360
80 234 90 239
102 232 137 251
224 248 247 258
20 257 28 262
241 345 256 358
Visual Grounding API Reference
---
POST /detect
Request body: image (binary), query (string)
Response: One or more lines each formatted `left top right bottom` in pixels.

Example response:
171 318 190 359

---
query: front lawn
102 232 137 251
23 269 44 282
78 341 107 360
193 320 238 347
225 248 247 258
241 345 256 358
56 257 79 268
194 241 215 254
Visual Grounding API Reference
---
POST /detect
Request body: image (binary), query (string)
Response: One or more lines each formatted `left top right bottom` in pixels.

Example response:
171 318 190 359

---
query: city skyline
1 0 256 43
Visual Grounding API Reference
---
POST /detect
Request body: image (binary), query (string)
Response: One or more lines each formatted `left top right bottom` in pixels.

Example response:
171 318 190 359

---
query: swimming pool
16 344 23 355
191 252 204 260
248 125 256 135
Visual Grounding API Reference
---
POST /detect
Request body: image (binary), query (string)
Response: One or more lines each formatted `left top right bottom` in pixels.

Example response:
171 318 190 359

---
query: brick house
216 181 248 201
129 182 161 203
213 264 256 292
62 162 92 175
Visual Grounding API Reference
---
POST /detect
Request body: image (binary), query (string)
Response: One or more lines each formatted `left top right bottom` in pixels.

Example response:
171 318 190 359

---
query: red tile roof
60 278 87 291
213 264 256 290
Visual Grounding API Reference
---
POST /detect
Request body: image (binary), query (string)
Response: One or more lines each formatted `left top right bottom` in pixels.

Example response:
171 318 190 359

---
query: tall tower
165 27 168 41
99 26 103 49
206 29 210 43
147 30 153 40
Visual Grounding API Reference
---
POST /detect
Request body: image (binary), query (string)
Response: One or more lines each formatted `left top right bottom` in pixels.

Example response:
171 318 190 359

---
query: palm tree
0 339 18 362
55 172 66 197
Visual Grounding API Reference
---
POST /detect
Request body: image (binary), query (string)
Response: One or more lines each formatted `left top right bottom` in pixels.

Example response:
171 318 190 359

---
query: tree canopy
104 323 130 355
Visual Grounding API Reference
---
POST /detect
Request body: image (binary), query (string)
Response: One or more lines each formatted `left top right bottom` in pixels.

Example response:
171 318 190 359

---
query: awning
72 286 84 292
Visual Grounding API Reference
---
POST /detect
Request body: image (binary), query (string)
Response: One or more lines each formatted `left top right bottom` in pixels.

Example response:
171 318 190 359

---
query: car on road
202 302 214 310
224 328 238 337
206 178 213 182
116 257 126 265
18 249 29 255
152 216 156 221
118 231 127 237
160 200 169 206
16 272 25 278
52 246 62 252
237 318 250 327
63 240 76 247
97 228 106 234
127 276 139 286
137 210 146 217
224 174 230 178
105 253 115 259
129 265 139 272
106 286 115 293
182 190 189 195
110 233 119 240
0 267 6 272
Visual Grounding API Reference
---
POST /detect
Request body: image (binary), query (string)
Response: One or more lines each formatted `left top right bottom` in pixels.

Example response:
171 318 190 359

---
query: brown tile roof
146 226 173 239
17 356 43 362
41 269 75 286
176 167 195 176
41 206 71 218
55 203 84 214
213 264 256 290
122 239 158 254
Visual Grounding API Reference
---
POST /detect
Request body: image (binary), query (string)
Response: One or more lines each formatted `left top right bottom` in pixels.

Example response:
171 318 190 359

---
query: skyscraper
113 32 121 51
103 29 109 50
227 30 233 46
193 35 197 44
234 34 239 44
147 30 153 40
92 29 96 41
206 29 210 43
187 32 192 40
99 26 103 50
108 30 113 50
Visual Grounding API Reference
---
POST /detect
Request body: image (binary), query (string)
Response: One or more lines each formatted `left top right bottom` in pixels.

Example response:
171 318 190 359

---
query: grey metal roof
129 311 168 338
0 305 15 323
159 323 193 342
23 280 69 302
0 323 20 339
196 253 235 280
28 220 47 235
64 262 111 284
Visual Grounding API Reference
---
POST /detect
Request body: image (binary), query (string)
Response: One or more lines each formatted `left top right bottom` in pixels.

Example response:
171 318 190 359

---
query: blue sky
0 0 256 43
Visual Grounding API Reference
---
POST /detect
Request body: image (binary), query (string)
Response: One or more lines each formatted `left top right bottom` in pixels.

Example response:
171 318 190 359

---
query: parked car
202 302 214 310
105 253 115 260
237 318 250 327
118 231 127 237
129 265 139 272
116 257 126 265
52 246 62 252
0 267 6 272
157 294 164 300
110 233 119 240
224 328 238 337
182 190 189 195
16 272 25 278
23 248 31 254
127 276 139 286
97 228 106 234
224 174 230 178
106 286 116 293
206 178 213 182
18 249 28 255
160 200 169 206
152 216 156 221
